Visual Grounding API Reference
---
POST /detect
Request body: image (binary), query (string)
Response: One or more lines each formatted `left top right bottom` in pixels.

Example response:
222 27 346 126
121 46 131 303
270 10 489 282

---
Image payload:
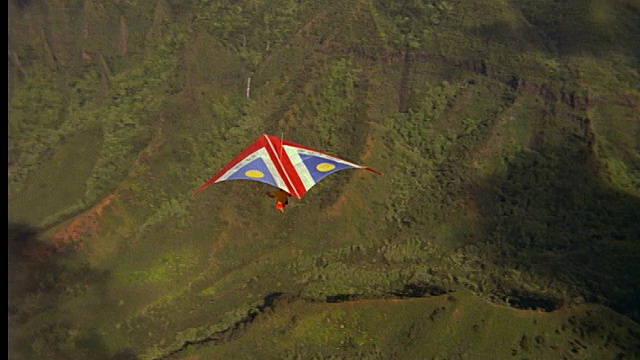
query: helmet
276 201 285 212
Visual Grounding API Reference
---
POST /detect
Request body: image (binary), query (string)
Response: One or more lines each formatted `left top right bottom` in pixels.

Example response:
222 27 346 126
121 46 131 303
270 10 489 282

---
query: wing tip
366 167 382 175
194 178 217 195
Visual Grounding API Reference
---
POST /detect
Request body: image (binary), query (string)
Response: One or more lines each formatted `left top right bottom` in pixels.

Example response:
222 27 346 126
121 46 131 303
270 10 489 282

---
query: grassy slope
190 290 640 359
8 0 640 358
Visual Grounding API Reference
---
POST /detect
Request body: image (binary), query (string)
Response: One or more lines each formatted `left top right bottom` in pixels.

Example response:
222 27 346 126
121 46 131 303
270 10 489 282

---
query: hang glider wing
194 134 381 199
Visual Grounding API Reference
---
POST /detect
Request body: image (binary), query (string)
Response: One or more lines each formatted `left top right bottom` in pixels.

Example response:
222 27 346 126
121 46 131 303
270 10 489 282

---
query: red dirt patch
27 193 116 260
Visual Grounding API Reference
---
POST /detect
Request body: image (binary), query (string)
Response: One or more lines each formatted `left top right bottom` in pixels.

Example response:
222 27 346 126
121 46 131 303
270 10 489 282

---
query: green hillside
8 0 640 358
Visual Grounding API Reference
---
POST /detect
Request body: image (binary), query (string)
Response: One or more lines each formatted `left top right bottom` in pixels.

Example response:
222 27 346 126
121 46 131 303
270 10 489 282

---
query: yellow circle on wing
316 162 335 172
245 170 264 178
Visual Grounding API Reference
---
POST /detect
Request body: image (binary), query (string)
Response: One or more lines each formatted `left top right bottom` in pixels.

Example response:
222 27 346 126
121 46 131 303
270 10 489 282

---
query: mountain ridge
9 0 640 358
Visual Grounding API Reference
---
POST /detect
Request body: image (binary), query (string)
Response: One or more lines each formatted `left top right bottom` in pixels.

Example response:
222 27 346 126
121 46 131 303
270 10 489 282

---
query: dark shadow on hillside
473 139 640 321
8 223 117 359
467 2 640 62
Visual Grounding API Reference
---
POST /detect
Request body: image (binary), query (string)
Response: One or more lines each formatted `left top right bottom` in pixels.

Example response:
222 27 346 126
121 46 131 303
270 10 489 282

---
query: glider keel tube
263 134 305 199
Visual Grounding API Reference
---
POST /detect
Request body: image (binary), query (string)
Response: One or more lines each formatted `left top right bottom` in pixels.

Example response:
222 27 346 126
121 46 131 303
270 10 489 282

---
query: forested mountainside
8 0 640 358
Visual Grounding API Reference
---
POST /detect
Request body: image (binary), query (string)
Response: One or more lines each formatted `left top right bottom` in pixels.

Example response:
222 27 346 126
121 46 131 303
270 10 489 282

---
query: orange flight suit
266 189 290 213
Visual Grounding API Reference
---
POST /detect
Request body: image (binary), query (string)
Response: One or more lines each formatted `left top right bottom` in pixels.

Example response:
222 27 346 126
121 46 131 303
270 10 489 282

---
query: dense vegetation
8 0 640 358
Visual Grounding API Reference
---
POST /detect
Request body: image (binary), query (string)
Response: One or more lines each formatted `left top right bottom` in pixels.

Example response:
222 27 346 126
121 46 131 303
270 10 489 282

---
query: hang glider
194 134 381 199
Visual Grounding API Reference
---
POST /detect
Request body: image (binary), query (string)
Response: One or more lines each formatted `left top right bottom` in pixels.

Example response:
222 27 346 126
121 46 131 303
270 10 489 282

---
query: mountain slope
8 0 640 358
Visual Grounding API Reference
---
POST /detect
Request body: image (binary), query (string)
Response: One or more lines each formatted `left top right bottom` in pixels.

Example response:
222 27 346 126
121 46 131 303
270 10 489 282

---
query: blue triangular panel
224 157 279 188
299 154 360 184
